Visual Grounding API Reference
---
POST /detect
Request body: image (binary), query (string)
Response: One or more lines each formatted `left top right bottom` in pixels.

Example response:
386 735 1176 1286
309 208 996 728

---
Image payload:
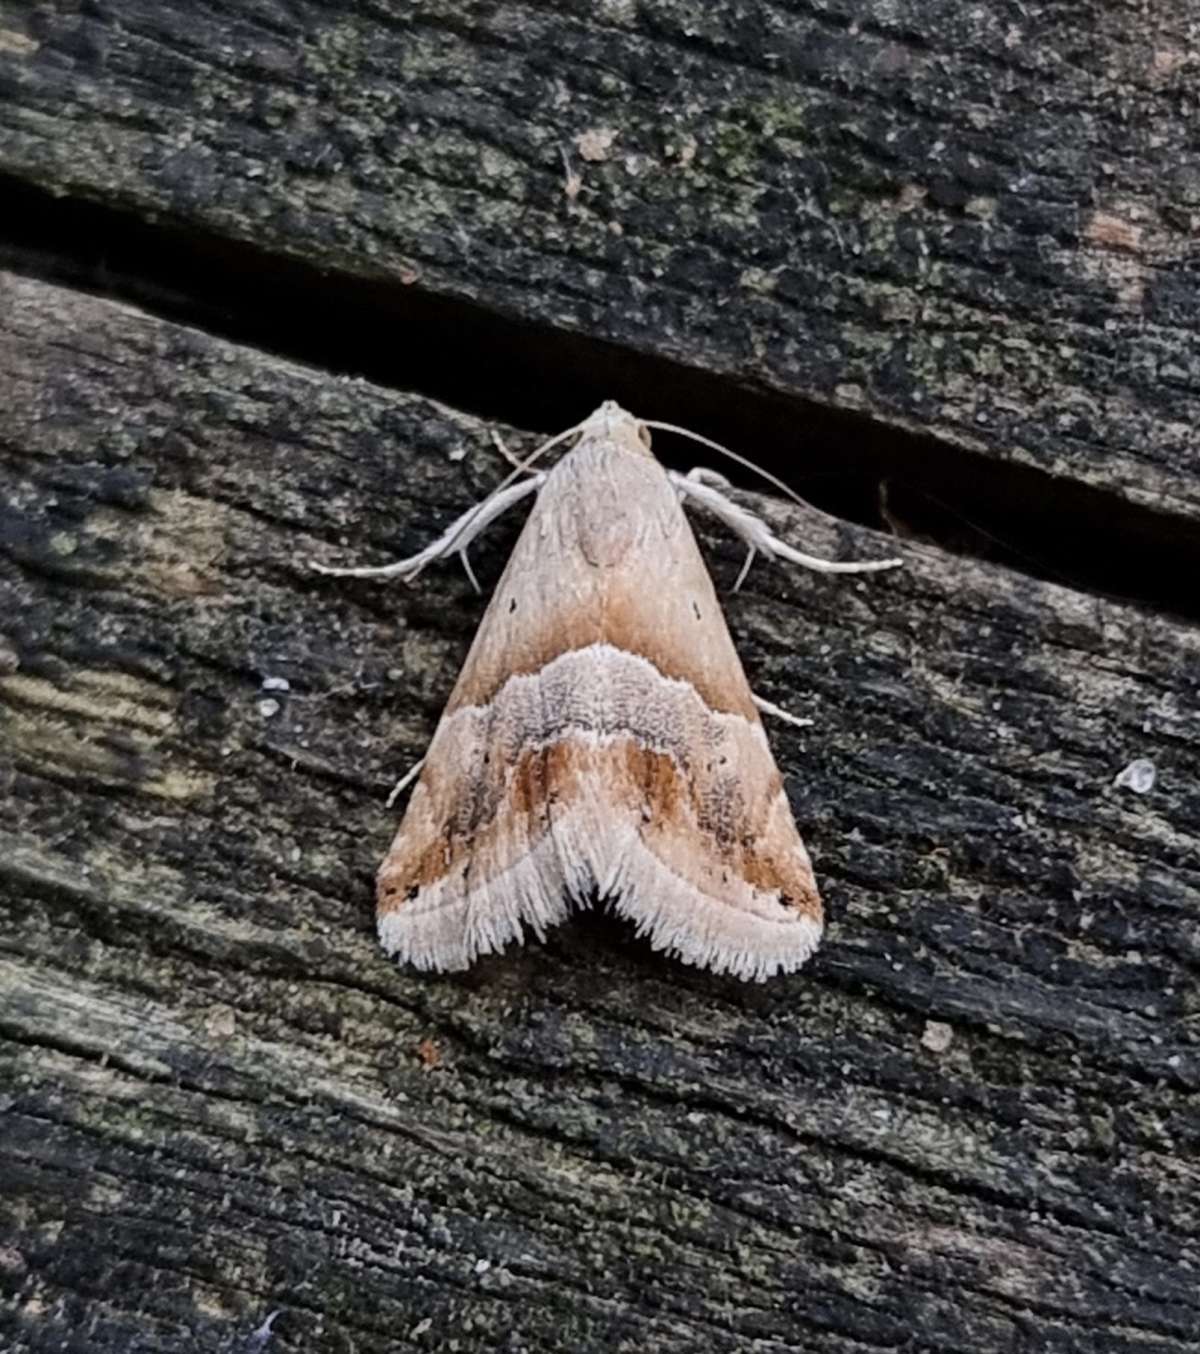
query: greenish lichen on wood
1 1 1199 525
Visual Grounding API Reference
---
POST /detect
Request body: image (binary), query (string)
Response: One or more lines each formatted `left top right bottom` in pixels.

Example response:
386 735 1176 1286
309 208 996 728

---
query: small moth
314 403 900 980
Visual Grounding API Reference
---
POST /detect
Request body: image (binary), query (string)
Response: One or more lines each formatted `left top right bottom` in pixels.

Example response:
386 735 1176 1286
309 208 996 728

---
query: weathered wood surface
2 271 1198 1352
1 0 1199 530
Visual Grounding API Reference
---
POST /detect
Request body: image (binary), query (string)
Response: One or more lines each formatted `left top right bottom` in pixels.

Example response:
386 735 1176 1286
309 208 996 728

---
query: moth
314 403 900 980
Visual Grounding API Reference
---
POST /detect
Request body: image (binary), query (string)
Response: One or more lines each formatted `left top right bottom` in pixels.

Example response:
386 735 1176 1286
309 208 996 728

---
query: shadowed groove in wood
1 171 1200 621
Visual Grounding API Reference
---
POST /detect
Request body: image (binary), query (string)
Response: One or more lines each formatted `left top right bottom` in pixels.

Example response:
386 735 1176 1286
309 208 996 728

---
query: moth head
582 401 654 455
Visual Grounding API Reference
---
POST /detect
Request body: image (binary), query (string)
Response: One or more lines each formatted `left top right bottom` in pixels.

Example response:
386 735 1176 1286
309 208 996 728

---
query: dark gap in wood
3 172 1198 621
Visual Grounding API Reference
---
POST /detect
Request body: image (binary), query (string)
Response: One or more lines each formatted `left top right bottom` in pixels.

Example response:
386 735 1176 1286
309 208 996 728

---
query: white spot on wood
1114 758 1155 794
0 29 39 57
575 128 618 162
921 1020 954 1054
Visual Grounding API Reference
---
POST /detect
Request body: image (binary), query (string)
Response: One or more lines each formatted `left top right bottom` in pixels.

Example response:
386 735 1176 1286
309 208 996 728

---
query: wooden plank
1 271 1197 1351
0 1 1198 531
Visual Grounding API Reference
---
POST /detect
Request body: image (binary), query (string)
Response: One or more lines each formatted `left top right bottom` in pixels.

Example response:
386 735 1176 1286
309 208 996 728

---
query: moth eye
637 422 652 449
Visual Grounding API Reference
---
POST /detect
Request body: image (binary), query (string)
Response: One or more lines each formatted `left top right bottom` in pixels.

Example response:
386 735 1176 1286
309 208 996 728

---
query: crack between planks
0 173 1198 622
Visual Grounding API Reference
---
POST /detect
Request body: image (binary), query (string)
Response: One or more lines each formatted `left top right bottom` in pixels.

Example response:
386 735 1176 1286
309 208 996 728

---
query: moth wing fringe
380 812 821 981
602 832 823 982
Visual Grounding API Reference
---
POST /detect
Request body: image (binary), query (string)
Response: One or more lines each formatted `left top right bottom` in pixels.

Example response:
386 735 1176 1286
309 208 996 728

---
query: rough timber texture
1 1 1200 528
2 273 1199 1352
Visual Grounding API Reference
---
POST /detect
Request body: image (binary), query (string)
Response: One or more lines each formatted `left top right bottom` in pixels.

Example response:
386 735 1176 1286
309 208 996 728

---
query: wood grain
0 1 1198 530
1 272 1197 1351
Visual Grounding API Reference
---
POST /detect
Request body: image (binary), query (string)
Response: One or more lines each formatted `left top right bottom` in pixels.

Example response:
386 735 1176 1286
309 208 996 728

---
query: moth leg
386 756 426 808
733 547 756 592
670 469 903 587
752 694 813 730
310 473 544 585
490 430 543 477
682 466 732 489
458 551 482 594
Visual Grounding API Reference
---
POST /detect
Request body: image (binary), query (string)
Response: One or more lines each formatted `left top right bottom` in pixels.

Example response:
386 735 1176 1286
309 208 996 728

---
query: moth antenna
311 419 585 582
643 420 831 514
436 418 590 558
671 470 903 576
649 419 903 577
311 474 543 582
